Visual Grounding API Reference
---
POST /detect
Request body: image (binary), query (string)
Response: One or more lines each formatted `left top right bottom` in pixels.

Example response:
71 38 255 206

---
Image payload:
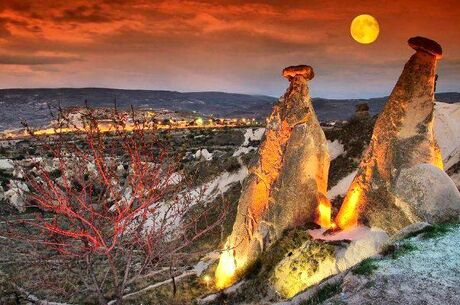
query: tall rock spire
215 65 330 288
336 36 444 232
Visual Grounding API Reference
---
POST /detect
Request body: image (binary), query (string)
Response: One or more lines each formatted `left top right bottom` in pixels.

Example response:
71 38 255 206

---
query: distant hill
0 88 458 131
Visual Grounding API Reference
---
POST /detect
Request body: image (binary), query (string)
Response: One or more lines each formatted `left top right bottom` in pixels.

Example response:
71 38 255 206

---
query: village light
203 274 211 288
195 117 204 126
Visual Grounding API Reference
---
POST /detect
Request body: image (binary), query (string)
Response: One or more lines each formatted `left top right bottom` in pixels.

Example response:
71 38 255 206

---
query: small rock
387 222 432 244
0 159 14 172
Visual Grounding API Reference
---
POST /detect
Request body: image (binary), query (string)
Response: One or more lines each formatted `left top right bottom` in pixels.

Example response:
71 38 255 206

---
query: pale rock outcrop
215 65 330 288
271 227 388 298
4 181 29 212
0 159 14 173
0 186 4 201
394 164 460 223
195 149 213 161
433 102 460 171
336 37 446 233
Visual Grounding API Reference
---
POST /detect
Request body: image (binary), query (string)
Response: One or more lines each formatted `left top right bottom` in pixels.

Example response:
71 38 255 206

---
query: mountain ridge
0 88 458 131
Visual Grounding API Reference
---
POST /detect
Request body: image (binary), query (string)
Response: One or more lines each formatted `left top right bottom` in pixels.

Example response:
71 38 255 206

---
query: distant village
0 106 265 141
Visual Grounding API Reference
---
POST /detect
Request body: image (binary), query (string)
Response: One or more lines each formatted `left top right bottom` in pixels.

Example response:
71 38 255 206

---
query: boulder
336 37 444 233
271 239 337 298
433 102 460 170
270 227 388 298
0 159 14 173
394 164 460 224
4 181 29 212
215 65 330 288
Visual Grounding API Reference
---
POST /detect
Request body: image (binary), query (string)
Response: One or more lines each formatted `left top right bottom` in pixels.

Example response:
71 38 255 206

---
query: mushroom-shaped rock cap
408 36 442 59
282 65 314 80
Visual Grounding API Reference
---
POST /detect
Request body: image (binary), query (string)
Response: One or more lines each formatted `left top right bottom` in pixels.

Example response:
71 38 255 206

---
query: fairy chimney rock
335 37 448 233
215 64 330 288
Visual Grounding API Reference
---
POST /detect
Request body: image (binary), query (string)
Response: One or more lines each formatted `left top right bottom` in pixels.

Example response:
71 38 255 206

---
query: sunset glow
0 1 459 97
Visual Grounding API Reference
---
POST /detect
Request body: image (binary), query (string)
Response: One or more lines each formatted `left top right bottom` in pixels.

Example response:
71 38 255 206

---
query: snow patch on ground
195 166 248 204
195 149 213 161
233 146 257 157
323 225 460 305
242 128 265 146
167 172 183 185
142 166 249 233
327 140 345 161
233 128 265 157
434 102 460 170
327 170 357 200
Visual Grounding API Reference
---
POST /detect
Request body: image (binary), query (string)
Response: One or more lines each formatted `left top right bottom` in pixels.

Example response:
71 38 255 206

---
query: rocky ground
322 223 460 305
1 100 460 304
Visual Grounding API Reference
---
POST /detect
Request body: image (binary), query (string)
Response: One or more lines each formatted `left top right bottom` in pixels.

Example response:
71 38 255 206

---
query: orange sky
0 0 459 98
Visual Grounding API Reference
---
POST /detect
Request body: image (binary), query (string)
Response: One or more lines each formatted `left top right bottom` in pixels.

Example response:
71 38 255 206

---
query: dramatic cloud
0 54 82 65
0 0 459 97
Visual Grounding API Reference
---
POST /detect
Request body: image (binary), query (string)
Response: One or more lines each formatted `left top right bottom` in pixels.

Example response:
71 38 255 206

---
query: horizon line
0 86 458 101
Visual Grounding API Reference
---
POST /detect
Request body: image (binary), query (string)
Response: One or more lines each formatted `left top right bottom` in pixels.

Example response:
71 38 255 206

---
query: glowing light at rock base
335 184 363 230
316 194 332 228
215 247 236 289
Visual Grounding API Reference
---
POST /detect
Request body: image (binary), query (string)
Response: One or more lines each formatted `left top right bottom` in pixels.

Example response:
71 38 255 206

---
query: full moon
350 14 380 44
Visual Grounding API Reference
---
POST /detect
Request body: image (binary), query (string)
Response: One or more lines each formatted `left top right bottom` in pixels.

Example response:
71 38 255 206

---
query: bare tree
0 106 226 305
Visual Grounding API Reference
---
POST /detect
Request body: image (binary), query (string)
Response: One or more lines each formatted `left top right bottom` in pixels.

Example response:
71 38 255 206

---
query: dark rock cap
282 65 314 80
408 36 442 59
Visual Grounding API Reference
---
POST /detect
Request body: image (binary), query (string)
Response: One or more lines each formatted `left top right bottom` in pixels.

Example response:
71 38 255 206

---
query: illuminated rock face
336 37 444 233
215 65 330 288
271 227 389 298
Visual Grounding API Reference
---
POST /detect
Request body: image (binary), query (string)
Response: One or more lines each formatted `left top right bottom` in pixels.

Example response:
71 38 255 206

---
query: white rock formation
395 164 460 223
4 181 29 212
434 102 460 170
